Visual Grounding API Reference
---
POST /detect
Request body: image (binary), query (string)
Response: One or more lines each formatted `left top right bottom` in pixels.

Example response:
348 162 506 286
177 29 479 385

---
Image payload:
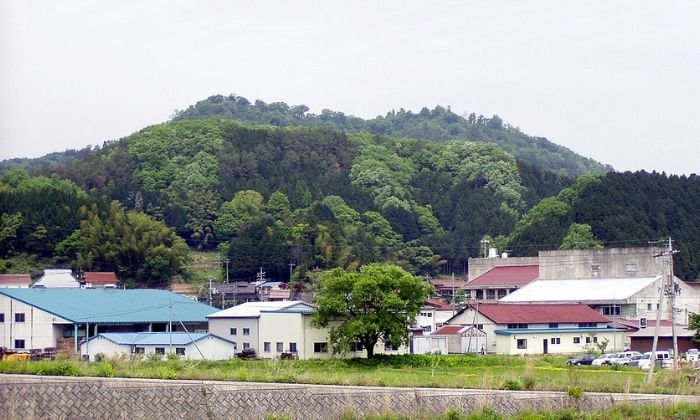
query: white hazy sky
1 1 699 175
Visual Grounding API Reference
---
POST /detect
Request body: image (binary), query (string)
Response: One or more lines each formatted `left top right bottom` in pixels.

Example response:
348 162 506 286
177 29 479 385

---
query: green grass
1 354 698 396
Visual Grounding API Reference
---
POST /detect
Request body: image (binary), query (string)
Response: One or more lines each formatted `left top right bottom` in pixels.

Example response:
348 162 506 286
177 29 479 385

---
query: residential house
429 278 467 301
33 269 79 288
80 332 236 361
82 272 119 289
416 325 486 354
0 274 32 288
212 282 259 306
413 299 459 334
464 265 539 302
207 301 405 359
442 303 618 355
0 289 217 353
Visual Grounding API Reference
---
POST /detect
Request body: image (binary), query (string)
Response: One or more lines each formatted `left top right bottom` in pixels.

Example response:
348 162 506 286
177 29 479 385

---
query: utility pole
646 237 679 382
224 258 230 284
289 262 295 282
208 275 213 305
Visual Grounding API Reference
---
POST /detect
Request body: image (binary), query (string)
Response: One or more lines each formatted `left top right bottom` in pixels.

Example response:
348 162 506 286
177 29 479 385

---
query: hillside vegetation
172 94 609 178
1 95 699 285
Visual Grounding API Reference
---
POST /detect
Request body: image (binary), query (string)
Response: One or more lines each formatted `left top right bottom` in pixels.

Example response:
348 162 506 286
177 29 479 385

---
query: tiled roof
473 303 610 324
466 265 539 287
628 326 695 338
0 289 217 323
423 299 457 310
83 272 119 283
0 274 32 286
432 325 465 335
614 318 673 329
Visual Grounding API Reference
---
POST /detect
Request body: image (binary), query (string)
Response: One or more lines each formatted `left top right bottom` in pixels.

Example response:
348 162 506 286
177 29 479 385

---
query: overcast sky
1 1 699 175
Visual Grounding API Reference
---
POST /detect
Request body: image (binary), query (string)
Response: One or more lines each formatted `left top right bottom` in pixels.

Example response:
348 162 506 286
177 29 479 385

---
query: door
543 339 548 355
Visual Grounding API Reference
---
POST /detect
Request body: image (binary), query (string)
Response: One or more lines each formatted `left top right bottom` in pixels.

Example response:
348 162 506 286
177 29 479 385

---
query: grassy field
1 353 698 396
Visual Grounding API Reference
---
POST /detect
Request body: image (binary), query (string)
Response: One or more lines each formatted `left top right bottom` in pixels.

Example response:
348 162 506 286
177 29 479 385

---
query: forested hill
171 94 609 178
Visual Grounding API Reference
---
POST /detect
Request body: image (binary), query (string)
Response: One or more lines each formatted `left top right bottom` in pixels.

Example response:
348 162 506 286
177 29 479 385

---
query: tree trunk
364 337 378 359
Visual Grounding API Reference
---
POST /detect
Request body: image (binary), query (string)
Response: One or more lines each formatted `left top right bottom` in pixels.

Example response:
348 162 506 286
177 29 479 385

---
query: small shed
431 325 487 354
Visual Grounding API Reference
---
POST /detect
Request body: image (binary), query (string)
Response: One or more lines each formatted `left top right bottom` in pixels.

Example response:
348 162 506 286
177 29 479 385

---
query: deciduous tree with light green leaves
313 263 432 358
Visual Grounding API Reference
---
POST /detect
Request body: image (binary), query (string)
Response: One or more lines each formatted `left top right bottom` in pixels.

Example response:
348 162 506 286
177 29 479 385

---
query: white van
638 351 671 370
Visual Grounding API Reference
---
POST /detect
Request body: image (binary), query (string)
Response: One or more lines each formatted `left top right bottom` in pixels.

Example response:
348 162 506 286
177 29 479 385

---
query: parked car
614 353 645 366
628 353 649 367
638 351 671 370
567 354 597 366
591 353 616 366
685 349 698 362
610 351 643 366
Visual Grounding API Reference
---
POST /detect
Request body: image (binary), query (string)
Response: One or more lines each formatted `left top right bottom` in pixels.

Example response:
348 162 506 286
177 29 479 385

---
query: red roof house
0 274 32 288
464 265 539 302
82 272 119 288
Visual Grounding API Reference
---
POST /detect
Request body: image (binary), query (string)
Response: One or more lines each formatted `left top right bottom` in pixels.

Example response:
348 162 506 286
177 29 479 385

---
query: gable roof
423 299 458 311
0 274 32 286
0 289 217 324
498 276 660 303
83 272 119 284
466 265 539 287
471 303 610 324
83 332 235 346
34 269 79 288
207 300 314 318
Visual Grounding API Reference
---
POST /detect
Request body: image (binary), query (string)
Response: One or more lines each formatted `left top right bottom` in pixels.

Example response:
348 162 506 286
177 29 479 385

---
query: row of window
133 347 186 355
506 323 599 329
516 336 598 350
0 313 25 322
229 328 250 336
262 342 299 353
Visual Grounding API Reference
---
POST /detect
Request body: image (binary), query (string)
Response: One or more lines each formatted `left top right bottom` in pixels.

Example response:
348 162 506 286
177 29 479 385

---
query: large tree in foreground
313 263 432 358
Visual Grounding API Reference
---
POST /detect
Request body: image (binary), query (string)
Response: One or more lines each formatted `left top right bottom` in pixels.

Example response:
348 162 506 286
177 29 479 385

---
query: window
550 337 560 345
243 328 250 336
14 313 25 323
585 336 598 344
486 290 496 300
289 342 297 353
465 290 473 299
155 347 165 355
423 326 432 333
472 324 484 330
264 342 271 352
230 328 237 335
647 303 653 311
14 339 25 349
573 337 580 344
507 323 528 329
232 342 237 350
549 323 559 329
384 342 398 351
134 347 145 354
314 342 328 353
176 348 185 356
476 290 484 300
578 322 596 328
497 289 507 299
590 265 601 278
0 313 4 322
243 342 250 350
351 342 364 352
516 339 527 349
602 306 620 316
276 342 283 352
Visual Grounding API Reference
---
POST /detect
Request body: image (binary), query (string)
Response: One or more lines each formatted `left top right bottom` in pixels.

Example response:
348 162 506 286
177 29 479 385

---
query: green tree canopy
560 223 604 250
313 263 432 358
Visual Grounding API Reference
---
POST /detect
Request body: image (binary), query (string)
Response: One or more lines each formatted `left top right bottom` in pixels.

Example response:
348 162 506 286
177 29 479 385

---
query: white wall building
81 332 236 360
208 301 405 359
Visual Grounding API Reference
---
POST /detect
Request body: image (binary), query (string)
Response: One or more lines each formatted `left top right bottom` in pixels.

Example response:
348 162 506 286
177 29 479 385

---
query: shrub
501 379 523 391
146 352 162 362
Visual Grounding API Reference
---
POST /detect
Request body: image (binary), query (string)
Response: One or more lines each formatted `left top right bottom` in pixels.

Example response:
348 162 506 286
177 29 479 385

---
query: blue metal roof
0 289 217 324
494 327 626 335
84 332 234 346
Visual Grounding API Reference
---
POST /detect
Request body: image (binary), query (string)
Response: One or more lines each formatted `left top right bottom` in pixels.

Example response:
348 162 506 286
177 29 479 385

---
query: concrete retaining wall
1 374 698 419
